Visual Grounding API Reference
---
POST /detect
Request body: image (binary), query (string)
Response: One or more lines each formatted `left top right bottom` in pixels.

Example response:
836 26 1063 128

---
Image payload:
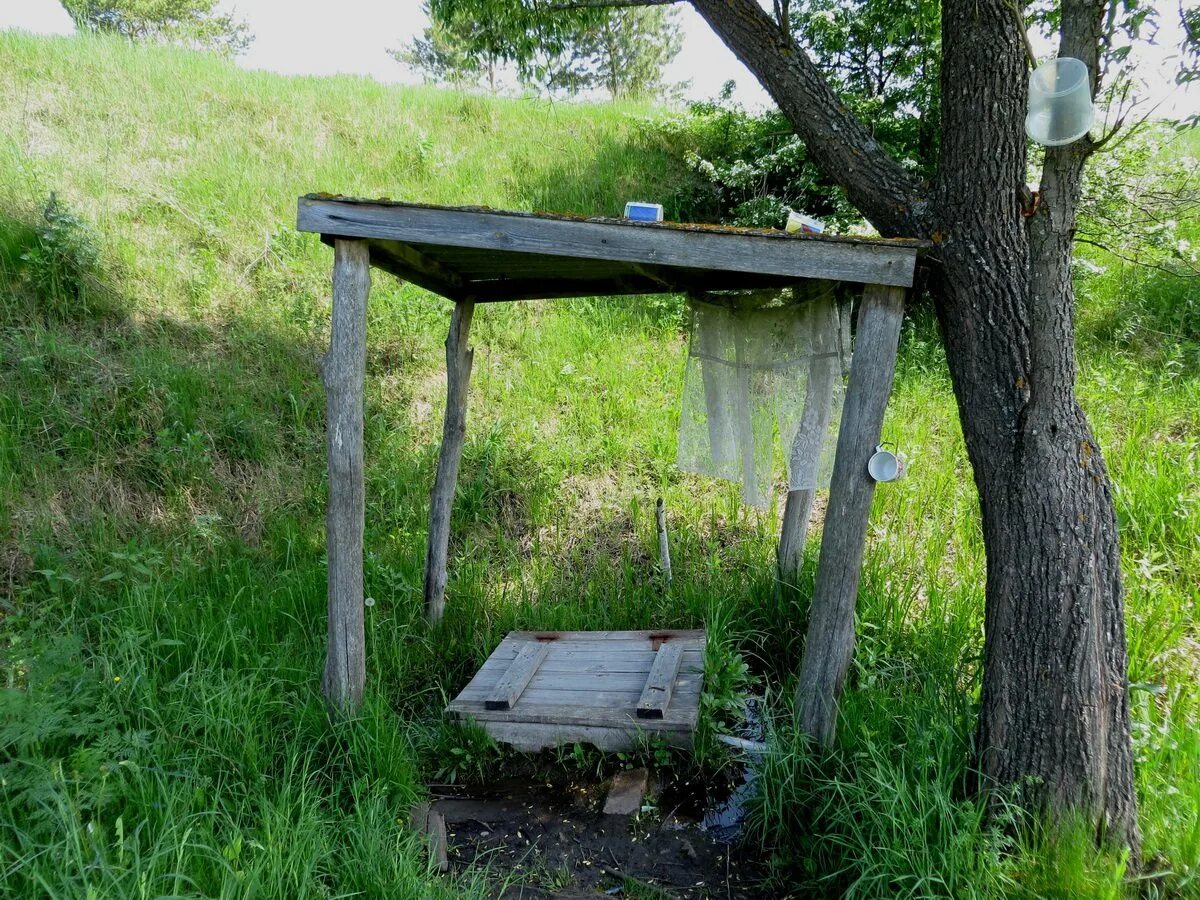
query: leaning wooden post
423 298 476 624
777 302 839 597
795 284 905 745
322 239 370 714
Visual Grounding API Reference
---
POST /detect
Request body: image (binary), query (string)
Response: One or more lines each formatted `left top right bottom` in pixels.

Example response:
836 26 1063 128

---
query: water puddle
700 696 766 843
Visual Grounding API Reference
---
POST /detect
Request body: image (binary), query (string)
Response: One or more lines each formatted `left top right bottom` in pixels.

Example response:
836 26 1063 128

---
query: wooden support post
795 284 905 745
777 305 839 597
423 298 475 624
777 490 816 597
322 239 370 714
693 300 735 471
656 497 672 587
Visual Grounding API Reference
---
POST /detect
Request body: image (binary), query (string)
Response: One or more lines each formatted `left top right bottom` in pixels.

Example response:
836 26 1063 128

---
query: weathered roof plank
298 196 922 299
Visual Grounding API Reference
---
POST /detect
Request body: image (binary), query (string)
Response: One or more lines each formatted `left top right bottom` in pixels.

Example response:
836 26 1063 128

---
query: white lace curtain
676 283 851 508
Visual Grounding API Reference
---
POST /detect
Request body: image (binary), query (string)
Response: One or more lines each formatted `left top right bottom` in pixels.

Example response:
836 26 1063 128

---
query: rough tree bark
688 0 1140 850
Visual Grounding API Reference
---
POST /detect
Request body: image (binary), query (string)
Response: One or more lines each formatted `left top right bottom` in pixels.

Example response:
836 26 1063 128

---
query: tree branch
1075 236 1200 277
687 0 926 237
540 0 681 9
1024 0 1109 409
1090 90 1171 153
772 0 794 44
1005 0 1038 68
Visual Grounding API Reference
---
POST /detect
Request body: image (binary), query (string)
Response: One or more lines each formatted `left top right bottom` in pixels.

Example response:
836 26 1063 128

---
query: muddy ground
428 770 768 898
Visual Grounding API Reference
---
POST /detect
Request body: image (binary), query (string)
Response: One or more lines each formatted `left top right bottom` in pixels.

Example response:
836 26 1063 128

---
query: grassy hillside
1 31 1197 897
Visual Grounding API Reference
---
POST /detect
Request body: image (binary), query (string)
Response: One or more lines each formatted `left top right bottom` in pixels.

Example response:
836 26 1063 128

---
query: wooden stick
322 239 370 714
423 298 475 624
656 497 672 587
777 302 839 597
795 285 905 745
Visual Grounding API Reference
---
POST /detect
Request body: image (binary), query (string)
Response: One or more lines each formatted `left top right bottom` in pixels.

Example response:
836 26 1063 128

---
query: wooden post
795 284 905 745
656 497 672 587
733 325 758 506
777 489 815 591
322 239 370 714
423 298 476 624
693 300 735 471
776 304 839 597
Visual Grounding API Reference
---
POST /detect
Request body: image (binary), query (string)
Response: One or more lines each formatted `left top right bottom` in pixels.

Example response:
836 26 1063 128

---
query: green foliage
540 6 684 101
1077 124 1200 277
637 0 941 230
790 0 941 173
420 719 506 785
1010 818 1133 899
390 3 494 89
748 714 1017 896
1 194 113 321
424 0 682 99
1076 127 1200 366
1183 1 1200 124
425 0 550 80
693 600 757 768
62 0 251 55
649 87 856 228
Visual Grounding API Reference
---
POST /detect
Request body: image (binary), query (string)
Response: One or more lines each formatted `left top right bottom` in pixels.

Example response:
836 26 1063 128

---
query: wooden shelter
297 195 922 743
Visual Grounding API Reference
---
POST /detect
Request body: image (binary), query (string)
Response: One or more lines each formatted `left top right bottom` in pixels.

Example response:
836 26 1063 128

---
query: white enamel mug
867 444 907 482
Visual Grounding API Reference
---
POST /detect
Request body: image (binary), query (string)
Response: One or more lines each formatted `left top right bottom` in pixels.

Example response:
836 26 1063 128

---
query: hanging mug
867 444 907 483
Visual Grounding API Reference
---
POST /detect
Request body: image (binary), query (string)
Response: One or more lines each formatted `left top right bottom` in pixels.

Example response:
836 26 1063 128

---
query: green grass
0 30 1197 897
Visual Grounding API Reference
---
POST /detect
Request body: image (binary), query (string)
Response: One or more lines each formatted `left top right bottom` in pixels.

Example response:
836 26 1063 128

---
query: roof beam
369 241 468 301
474 271 808 303
298 197 919 289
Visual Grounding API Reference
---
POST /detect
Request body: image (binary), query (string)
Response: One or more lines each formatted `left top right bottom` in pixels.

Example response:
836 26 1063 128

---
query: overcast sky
4 0 1197 116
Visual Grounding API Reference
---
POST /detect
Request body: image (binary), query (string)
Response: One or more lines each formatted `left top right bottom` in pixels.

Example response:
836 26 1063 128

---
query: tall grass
0 30 1197 897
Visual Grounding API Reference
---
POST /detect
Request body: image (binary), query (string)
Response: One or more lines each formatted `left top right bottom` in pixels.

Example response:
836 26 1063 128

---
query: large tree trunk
934 0 1139 849
690 0 1140 851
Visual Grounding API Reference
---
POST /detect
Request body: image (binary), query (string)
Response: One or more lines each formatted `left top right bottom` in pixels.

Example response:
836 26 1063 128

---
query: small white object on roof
624 201 664 222
786 211 825 234
1025 57 1094 147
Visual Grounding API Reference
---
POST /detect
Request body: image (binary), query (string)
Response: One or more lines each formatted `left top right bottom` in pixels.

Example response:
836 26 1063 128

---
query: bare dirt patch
428 773 766 898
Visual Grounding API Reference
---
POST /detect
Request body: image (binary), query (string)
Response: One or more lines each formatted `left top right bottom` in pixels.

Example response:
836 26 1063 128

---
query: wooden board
636 643 684 720
446 630 706 751
484 641 550 710
297 197 922 296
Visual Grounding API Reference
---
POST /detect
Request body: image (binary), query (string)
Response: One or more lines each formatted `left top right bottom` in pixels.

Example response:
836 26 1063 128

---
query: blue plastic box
623 201 664 222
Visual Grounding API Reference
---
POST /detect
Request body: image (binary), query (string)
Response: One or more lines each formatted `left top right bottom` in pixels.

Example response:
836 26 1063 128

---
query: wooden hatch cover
445 630 705 751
